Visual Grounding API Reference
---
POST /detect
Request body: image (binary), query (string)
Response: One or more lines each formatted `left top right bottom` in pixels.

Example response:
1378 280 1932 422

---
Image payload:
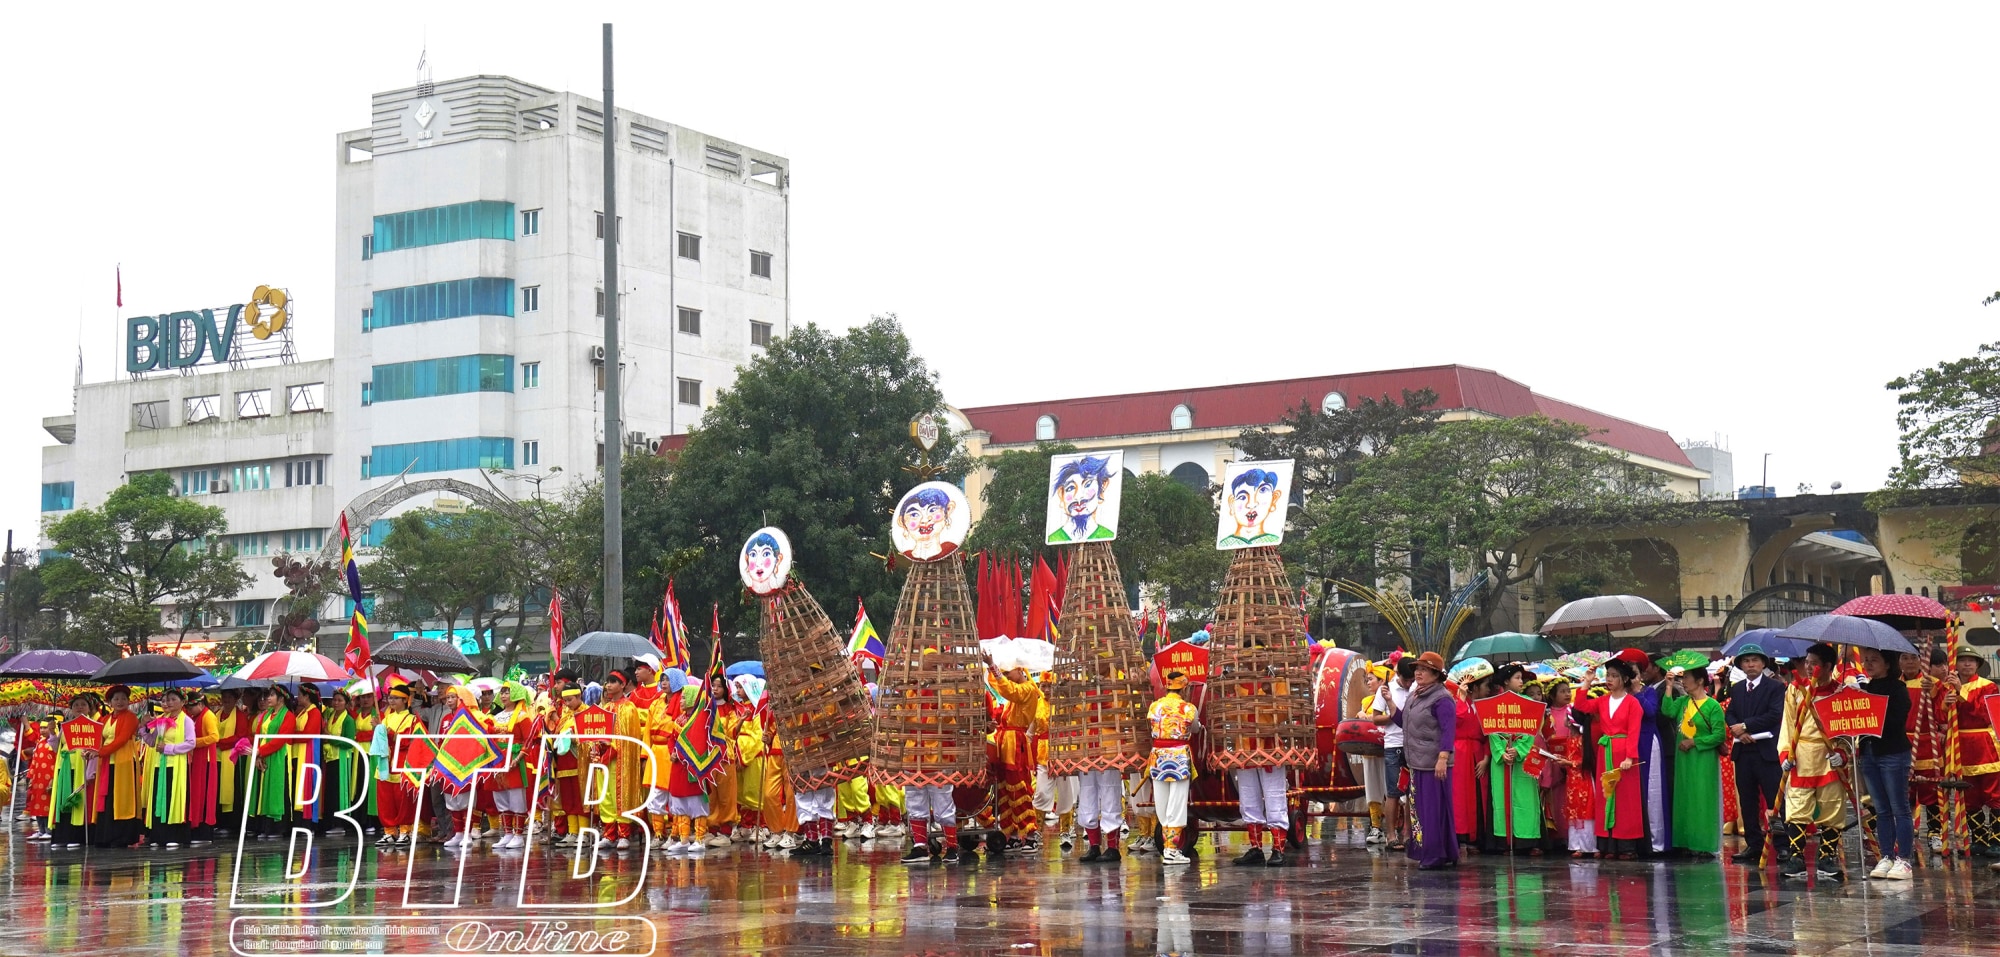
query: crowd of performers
1353 640 2000 881
7 650 1202 865
15 640 1997 885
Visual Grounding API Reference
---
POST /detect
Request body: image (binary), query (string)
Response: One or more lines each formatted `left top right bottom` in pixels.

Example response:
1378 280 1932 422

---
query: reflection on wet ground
4 828 1999 956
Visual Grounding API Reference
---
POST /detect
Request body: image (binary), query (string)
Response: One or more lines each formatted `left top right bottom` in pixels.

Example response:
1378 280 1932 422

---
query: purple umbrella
0 649 108 679
1777 614 1918 655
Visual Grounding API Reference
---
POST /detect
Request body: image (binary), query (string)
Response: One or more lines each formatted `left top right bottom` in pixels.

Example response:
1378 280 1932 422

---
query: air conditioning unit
590 345 607 363
212 479 232 494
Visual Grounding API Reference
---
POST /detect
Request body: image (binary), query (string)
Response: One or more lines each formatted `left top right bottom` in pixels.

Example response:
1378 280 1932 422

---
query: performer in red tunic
1574 659 1646 858
1447 668 1490 855
22 716 58 834
1948 647 2000 856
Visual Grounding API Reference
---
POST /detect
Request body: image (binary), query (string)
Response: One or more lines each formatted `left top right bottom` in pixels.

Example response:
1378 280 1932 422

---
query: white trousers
493 788 528 814
1354 755 1386 805
795 786 836 823
1077 769 1126 832
1126 772 1154 819
1234 767 1288 827
1154 778 1191 829
1034 768 1079 814
903 785 957 828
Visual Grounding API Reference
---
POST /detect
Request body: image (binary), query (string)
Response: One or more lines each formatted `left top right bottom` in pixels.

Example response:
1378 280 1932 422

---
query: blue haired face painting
892 481 970 562
1045 449 1125 545
1216 459 1295 550
739 526 794 595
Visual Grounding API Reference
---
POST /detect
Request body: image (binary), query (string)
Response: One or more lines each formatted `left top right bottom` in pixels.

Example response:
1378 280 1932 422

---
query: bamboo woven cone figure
1048 541 1151 862
1208 545 1316 866
872 482 991 865
743 527 872 859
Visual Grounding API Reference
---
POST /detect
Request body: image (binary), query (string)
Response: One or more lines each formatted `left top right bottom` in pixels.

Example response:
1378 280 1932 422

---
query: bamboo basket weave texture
1206 546 1315 771
868 552 992 788
757 582 874 792
1048 541 1151 774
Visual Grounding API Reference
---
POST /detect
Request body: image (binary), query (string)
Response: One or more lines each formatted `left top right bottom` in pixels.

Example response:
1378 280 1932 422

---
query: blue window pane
368 437 514 476
40 482 74 511
367 278 515 330
370 354 514 402
372 201 515 253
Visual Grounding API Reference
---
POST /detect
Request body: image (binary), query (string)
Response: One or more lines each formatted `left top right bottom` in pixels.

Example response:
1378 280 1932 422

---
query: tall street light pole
601 22 623 632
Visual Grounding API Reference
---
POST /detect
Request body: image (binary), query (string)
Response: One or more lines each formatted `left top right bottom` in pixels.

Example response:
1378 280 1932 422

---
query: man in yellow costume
988 648 1046 852
594 669 650 851
1779 643 1849 883
1149 670 1201 866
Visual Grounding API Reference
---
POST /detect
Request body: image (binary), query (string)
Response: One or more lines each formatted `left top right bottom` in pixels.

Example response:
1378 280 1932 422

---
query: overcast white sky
5 4 1998 546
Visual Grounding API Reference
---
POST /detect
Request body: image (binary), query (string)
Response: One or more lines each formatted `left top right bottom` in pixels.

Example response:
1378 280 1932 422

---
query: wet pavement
4 826 2000 956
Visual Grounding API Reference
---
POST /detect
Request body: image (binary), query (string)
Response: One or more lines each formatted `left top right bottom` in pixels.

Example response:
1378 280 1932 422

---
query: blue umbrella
1777 614 1918 655
1719 628 1814 662
724 661 765 679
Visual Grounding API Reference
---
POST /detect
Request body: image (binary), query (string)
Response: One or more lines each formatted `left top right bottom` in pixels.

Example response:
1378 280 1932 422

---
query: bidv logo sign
126 284 289 373
226 729 658 957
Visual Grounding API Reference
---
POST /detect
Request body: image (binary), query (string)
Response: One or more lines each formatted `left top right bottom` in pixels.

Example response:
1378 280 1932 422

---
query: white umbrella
234 650 350 682
979 636 1057 673
1538 595 1674 637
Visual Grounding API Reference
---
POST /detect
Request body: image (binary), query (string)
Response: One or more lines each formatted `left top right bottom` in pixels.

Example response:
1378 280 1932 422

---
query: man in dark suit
1725 643 1787 864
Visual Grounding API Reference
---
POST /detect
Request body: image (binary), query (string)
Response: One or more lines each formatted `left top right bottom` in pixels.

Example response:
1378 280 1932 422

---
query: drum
1312 647 1371 730
1335 718 1385 756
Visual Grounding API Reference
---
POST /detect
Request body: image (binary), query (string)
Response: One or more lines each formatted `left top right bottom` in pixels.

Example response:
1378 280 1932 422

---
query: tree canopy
1881 341 2000 492
652 316 960 657
40 472 254 655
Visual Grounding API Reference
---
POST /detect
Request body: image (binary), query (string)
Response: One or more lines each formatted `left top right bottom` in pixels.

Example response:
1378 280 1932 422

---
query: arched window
1169 462 1210 492
1321 392 1346 415
1035 414 1057 441
1170 404 1193 430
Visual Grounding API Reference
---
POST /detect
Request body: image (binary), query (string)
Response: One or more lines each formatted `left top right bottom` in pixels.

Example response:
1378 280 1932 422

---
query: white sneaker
1366 827 1385 845
505 834 524 849
861 823 878 839
444 834 464 849
1886 859 1913 881
1869 857 1894 880
779 833 800 849
705 834 732 848
762 833 782 849
466 828 483 843
615 837 630 850
687 842 706 856
836 821 856 838
1162 847 1191 866
665 838 685 851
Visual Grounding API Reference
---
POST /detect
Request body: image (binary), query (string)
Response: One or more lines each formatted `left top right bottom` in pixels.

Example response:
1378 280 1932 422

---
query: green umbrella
1655 649 1710 673
1452 632 1566 663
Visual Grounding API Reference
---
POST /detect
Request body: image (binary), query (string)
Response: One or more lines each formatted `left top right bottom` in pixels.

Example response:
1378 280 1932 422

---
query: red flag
116 265 122 309
1025 557 1059 641
650 609 665 655
549 590 566 672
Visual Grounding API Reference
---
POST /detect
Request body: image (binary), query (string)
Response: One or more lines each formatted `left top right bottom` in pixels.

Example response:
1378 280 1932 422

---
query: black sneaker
1234 846 1265 866
1729 849 1761 864
1099 848 1121 864
1782 862 1811 880
1080 846 1103 863
1817 866 1846 883
942 847 961 865
1021 839 1041 853
900 845 931 864
818 838 835 858
1266 849 1288 867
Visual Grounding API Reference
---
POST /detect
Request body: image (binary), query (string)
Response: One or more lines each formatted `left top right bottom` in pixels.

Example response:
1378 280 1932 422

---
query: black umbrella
216 675 273 692
91 654 206 685
373 636 475 673
0 649 107 679
565 631 657 660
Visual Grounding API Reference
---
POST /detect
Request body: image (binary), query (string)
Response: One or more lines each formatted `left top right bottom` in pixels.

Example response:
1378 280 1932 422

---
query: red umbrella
1831 594 1952 631
234 651 350 682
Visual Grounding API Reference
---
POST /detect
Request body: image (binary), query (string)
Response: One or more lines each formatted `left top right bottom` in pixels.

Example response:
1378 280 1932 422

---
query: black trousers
1735 754 1782 850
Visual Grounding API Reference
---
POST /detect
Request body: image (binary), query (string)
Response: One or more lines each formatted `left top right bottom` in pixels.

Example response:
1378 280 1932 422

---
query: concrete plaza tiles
3 834 1998 956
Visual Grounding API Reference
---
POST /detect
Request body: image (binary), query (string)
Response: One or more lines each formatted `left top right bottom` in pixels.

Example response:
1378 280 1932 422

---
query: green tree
362 508 522 673
1306 414 1671 632
1880 342 2000 492
650 316 961 658
966 442 1078 558
1113 473 1230 643
40 472 253 655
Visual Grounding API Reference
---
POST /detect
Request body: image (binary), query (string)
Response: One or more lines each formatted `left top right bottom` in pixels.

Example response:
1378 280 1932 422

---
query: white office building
336 73 790 508
37 74 791 647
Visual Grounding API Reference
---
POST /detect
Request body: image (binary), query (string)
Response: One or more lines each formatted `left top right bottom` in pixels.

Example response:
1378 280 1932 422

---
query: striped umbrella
234 650 350 682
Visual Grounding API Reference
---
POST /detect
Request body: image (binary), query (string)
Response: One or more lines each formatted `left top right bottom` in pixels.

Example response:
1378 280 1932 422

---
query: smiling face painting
1216 459 1295 550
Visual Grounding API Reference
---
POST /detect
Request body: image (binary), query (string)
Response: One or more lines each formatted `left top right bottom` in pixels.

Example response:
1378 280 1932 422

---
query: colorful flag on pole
671 608 726 784
549 590 566 673
847 599 885 663
337 514 370 677
659 581 692 671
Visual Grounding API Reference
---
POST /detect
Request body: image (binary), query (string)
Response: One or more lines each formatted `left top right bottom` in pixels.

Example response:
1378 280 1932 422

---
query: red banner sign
60 716 101 751
1475 691 1548 737
1812 686 1888 739
573 705 614 738
1154 641 1210 685
1985 695 2000 739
